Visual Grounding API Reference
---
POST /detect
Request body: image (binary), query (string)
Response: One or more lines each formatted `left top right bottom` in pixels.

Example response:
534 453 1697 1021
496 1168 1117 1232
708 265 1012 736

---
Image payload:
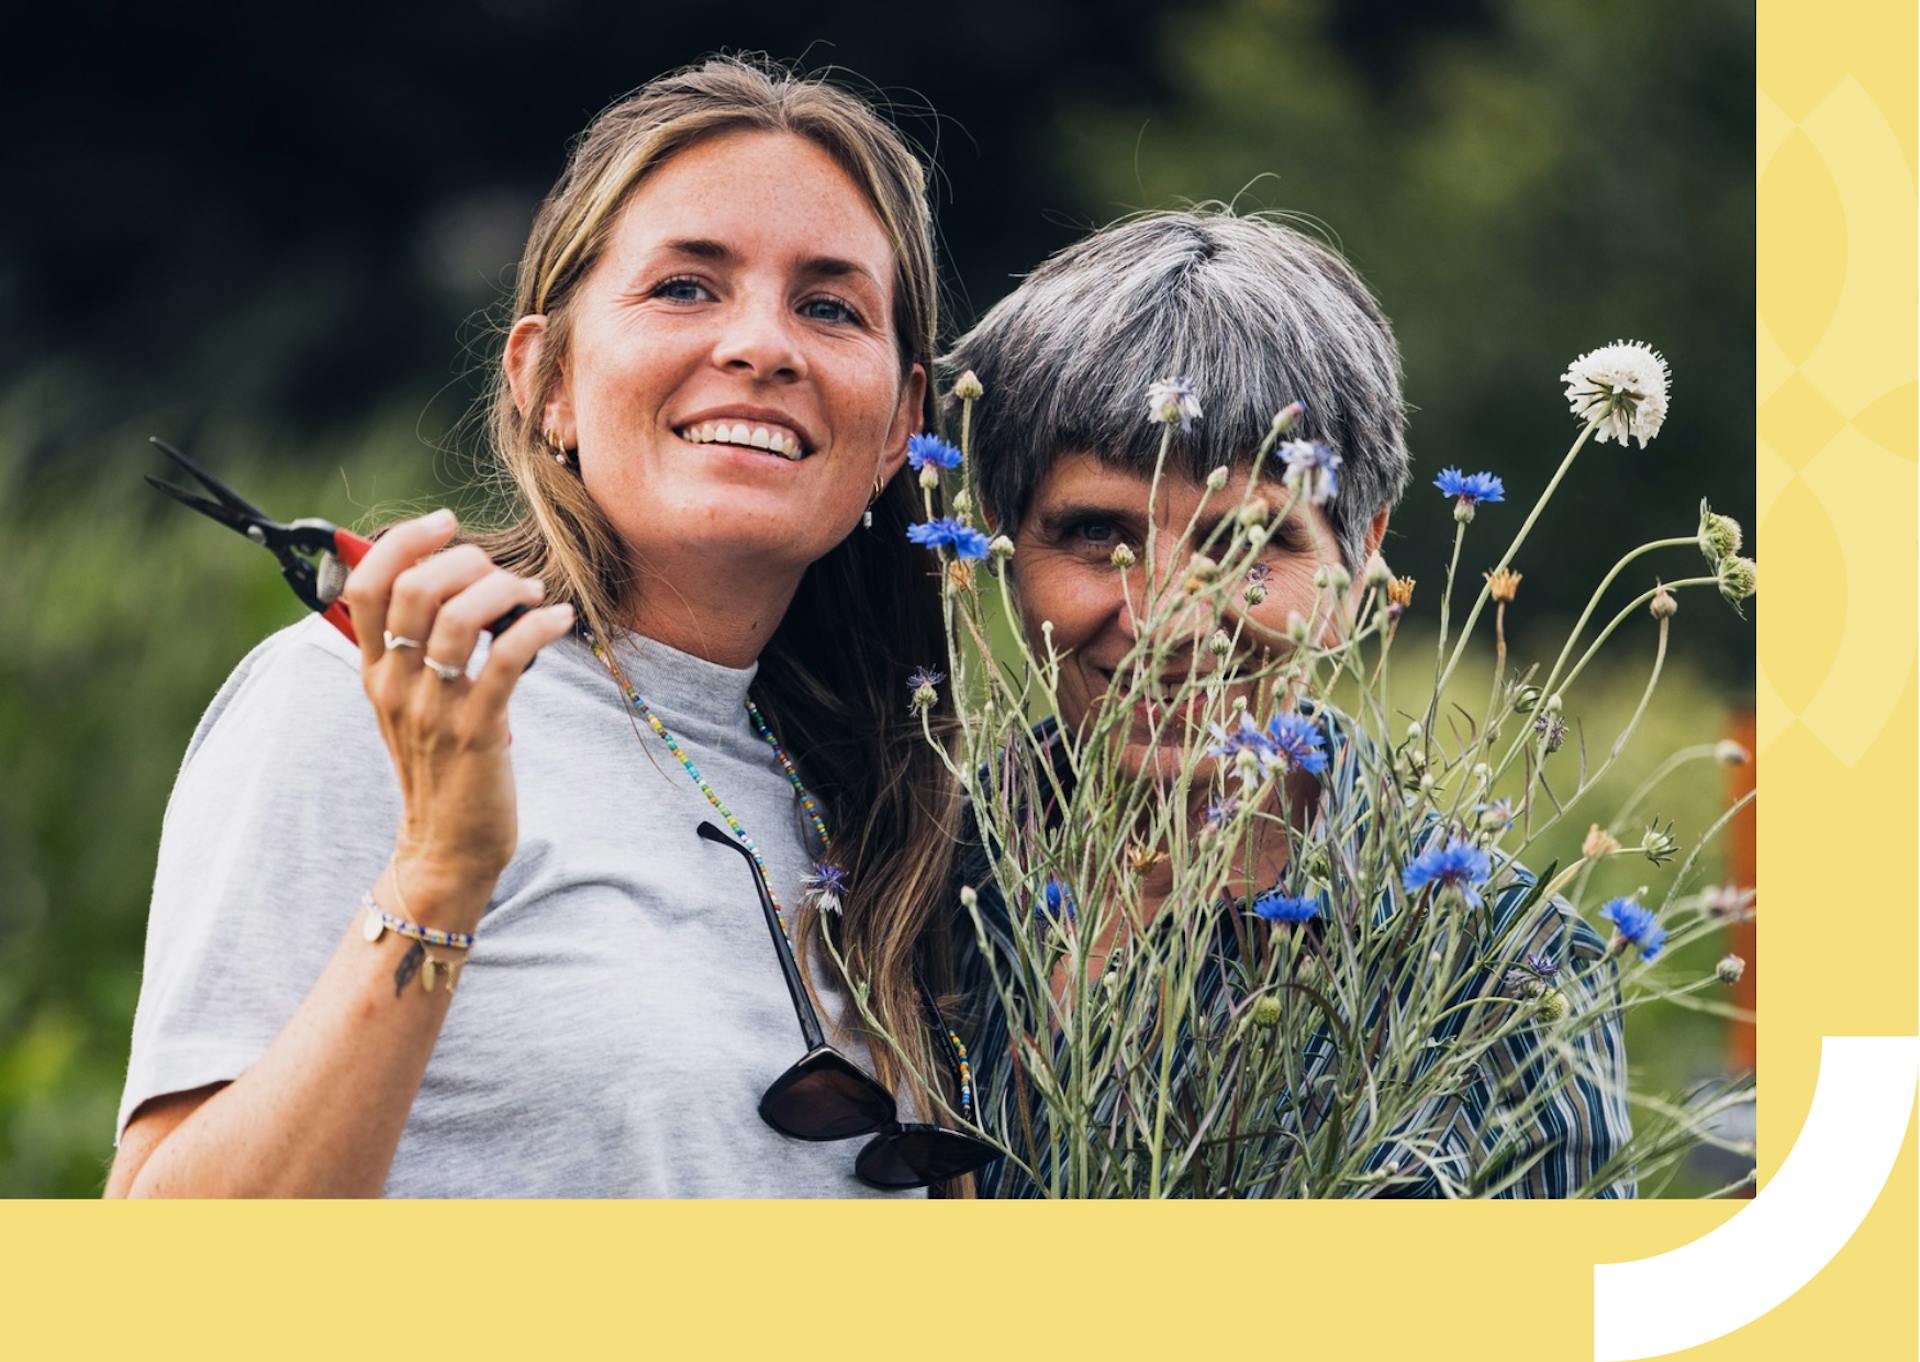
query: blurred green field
0 411 1752 1197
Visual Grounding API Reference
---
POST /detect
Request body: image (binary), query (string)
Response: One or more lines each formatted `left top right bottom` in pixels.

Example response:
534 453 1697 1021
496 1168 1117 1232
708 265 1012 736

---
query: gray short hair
943 210 1410 570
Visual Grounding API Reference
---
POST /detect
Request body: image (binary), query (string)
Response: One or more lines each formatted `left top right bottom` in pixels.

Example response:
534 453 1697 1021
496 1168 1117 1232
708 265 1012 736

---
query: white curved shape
1593 1035 1918 1361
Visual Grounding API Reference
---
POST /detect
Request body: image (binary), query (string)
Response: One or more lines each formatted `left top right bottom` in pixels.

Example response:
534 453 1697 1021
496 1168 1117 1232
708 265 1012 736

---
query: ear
505 314 576 444
1364 507 1391 559
875 362 928 484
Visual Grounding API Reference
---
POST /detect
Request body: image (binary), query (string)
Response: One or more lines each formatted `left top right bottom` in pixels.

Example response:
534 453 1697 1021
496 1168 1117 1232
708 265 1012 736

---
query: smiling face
1011 452 1384 782
525 128 925 591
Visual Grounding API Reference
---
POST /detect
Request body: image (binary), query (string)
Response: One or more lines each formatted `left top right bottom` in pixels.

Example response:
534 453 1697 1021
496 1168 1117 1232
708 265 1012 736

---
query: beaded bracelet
359 892 477 950
359 894 472 995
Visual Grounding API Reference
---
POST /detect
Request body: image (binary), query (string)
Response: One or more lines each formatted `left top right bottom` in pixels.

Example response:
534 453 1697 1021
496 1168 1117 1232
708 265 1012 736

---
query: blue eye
801 296 861 325
653 276 710 302
1076 520 1116 543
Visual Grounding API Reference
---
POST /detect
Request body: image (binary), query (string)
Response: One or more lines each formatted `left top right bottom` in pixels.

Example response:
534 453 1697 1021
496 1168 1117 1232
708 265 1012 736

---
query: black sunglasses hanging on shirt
696 822 1001 1190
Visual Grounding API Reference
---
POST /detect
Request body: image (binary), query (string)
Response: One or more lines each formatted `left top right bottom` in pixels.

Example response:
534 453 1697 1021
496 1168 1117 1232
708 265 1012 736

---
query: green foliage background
0 0 1752 1196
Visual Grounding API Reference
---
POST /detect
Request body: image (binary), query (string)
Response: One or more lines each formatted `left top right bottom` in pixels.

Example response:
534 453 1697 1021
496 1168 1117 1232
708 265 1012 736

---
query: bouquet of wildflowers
845 342 1757 1198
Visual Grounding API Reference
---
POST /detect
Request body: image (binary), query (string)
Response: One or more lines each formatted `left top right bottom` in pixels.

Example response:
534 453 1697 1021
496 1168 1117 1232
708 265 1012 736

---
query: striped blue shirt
949 708 1636 1199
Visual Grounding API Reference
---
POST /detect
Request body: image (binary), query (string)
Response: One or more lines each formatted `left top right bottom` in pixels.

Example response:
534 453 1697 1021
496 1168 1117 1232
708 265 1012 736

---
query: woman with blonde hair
107 56 995 1197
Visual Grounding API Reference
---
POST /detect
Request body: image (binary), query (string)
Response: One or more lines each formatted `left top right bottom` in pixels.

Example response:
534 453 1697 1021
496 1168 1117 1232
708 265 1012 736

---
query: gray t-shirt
118 613 911 1197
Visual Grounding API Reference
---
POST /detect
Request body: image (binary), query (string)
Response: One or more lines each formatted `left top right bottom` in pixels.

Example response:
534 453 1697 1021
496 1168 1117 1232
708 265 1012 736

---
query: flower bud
1715 739 1750 766
1207 629 1233 658
951 489 972 515
1715 954 1746 985
1583 824 1621 859
1243 525 1268 550
1545 693 1563 713
918 465 940 490
1293 954 1327 993
1642 818 1679 866
1243 582 1268 606
1270 401 1305 436
1183 554 1220 594
1405 720 1423 742
1470 762 1490 787
1234 747 1262 780
1205 466 1230 492
1364 558 1393 593
1041 619 1054 641
959 885 978 909
1697 498 1743 567
1514 685 1543 714
1537 988 1571 1022
1238 497 1270 528
952 370 984 401
988 535 1016 560
1286 612 1310 645
1250 995 1283 1028
1718 556 1756 613
1110 543 1136 569
1314 563 1352 594
1650 585 1678 620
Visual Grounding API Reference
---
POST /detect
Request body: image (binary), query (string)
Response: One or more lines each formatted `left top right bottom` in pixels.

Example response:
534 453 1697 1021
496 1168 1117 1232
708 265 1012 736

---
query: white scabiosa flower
1560 339 1671 447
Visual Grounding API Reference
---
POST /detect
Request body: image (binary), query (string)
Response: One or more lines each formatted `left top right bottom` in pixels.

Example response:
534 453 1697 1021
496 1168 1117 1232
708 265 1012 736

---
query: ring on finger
383 631 424 652
423 657 466 682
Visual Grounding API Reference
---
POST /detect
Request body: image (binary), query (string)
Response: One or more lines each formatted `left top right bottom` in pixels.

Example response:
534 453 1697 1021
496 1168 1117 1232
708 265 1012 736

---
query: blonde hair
468 56 968 1187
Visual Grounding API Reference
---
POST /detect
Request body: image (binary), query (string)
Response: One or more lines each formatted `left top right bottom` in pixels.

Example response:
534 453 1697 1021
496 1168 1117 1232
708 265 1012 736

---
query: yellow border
4 4 1915 1358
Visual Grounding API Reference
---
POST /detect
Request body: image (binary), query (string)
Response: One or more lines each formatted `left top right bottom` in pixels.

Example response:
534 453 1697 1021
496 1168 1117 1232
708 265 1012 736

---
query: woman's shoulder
179 615 368 770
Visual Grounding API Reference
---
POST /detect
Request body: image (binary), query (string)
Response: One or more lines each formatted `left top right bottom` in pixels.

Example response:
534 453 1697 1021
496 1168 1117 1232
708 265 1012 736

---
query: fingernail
430 508 456 528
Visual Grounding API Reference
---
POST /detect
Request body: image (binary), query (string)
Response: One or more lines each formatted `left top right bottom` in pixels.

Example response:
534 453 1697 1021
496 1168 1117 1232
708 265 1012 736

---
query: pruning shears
145 437 531 656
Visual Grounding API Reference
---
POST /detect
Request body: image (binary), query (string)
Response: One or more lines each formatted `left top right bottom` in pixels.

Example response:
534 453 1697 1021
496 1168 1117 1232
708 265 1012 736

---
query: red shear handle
319 528 533 667
320 529 376 643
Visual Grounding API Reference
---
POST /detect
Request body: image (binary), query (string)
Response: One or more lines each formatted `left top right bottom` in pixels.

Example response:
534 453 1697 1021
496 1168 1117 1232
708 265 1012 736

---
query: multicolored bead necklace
584 627 974 1119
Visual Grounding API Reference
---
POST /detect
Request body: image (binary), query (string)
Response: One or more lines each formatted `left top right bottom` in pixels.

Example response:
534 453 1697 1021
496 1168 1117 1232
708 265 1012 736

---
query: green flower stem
1437 418 1599 695
1537 535 1697 703
1659 788 1756 916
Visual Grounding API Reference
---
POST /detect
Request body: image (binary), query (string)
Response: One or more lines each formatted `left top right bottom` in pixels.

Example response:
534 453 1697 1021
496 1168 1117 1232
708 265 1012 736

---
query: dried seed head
1387 576 1417 609
1484 566 1523 603
1583 824 1622 859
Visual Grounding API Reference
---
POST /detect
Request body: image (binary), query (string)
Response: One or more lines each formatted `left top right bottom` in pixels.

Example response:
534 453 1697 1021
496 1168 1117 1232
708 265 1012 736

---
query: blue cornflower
1203 795 1242 828
907 518 991 560
1207 712 1273 762
1525 950 1560 982
1265 712 1330 777
906 666 945 691
1401 837 1494 907
1252 891 1322 924
803 863 849 915
1278 439 1342 507
1601 897 1668 961
906 433 963 472
1433 467 1506 506
1035 877 1077 922
1146 376 1203 432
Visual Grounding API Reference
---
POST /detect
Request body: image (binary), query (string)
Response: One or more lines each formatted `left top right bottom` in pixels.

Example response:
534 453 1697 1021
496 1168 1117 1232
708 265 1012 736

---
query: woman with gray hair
942 209 1635 1198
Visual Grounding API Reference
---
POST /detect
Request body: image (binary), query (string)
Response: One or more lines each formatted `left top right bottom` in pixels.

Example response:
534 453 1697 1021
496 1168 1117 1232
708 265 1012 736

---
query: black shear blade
146 437 270 533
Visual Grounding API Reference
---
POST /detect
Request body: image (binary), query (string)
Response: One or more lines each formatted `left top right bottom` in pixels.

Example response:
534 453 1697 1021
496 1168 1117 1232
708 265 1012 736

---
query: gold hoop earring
545 428 572 468
863 474 884 529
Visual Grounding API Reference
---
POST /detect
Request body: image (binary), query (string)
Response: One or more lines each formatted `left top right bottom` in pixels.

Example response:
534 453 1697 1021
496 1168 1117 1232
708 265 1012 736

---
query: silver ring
423 657 465 682
383 631 423 651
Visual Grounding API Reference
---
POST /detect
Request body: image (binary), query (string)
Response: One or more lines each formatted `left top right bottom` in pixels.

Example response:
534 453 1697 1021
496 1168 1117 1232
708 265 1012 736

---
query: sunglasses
697 822 1002 1190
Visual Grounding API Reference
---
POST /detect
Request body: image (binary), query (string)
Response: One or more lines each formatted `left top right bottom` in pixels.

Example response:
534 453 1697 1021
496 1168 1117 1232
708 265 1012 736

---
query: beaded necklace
583 628 974 1119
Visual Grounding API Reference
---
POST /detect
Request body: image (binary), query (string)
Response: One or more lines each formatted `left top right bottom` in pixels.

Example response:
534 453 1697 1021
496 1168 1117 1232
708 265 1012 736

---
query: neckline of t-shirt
556 623 761 732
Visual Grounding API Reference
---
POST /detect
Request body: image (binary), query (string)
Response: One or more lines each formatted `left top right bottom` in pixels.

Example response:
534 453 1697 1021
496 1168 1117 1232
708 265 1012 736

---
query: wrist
379 857 491 936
